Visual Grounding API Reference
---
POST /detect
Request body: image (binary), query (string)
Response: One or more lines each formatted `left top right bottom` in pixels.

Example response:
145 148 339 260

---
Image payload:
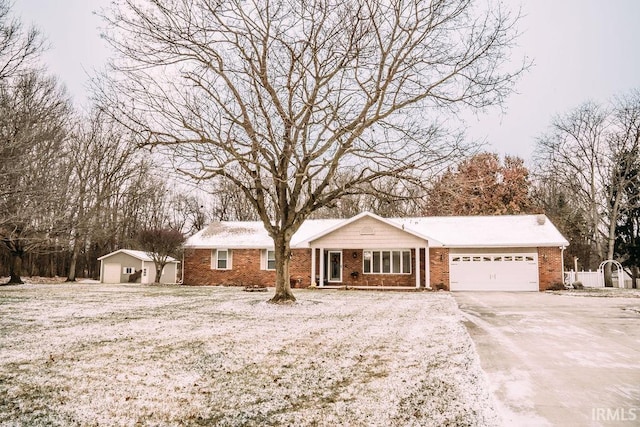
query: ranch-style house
182 212 569 291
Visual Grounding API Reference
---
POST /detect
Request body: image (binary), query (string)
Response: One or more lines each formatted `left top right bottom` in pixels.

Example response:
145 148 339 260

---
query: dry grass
0 284 500 426
549 287 640 298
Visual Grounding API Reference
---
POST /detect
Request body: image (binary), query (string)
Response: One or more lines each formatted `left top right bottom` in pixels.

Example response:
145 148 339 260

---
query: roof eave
443 242 569 248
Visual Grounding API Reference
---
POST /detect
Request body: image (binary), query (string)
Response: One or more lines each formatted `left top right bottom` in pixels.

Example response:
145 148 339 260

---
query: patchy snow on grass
0 284 501 426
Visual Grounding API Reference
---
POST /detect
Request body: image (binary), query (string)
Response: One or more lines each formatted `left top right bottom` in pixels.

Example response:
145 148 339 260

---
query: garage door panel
450 252 538 291
103 263 121 283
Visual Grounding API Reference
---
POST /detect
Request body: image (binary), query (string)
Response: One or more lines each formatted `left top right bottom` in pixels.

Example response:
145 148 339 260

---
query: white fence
565 271 603 288
565 267 630 288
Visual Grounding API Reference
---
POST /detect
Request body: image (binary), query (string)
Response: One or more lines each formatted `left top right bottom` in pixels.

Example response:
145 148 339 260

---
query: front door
328 251 342 282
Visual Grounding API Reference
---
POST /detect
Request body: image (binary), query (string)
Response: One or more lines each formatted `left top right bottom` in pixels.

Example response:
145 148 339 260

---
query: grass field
0 284 500 426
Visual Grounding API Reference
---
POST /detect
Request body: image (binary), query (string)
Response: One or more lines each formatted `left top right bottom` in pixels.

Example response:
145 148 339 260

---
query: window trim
212 249 232 270
265 249 276 271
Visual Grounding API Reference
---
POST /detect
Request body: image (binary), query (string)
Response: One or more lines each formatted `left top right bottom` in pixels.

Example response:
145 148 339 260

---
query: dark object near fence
128 270 142 283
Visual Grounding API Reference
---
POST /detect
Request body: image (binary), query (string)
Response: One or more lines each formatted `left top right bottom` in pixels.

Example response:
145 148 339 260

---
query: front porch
310 248 430 289
313 284 425 291
304 212 438 289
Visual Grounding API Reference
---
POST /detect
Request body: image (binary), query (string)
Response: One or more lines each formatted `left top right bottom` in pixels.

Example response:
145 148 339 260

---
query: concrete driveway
454 292 640 427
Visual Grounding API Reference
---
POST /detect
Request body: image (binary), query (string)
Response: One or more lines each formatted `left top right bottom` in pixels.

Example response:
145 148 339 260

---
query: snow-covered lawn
0 284 500 426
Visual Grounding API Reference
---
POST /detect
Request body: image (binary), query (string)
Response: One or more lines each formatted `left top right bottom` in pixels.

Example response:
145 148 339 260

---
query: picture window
363 250 411 274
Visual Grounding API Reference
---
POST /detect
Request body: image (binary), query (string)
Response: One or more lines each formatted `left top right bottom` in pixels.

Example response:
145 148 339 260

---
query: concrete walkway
454 292 640 427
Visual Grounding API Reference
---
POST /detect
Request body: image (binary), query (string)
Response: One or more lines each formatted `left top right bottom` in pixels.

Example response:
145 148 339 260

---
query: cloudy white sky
11 0 640 163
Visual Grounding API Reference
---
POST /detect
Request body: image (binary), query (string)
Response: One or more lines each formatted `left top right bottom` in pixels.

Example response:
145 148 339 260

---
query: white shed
98 249 180 284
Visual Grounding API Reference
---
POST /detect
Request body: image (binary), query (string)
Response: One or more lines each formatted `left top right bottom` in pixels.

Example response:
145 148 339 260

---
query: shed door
449 252 538 291
103 263 121 283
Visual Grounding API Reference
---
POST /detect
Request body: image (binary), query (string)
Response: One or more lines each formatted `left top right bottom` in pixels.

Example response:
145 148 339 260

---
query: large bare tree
64 110 150 281
0 71 72 283
98 0 525 302
535 92 640 285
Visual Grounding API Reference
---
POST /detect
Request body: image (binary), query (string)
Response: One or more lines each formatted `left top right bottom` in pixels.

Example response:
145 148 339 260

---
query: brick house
183 212 569 291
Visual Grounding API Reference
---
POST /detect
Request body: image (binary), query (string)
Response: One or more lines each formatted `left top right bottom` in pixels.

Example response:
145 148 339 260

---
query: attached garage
449 249 538 291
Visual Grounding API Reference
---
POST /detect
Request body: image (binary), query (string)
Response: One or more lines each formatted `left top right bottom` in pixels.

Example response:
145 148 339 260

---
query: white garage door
103 263 121 283
450 252 538 291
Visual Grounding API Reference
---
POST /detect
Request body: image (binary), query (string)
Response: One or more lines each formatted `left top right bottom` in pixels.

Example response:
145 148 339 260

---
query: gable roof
98 249 180 263
185 213 569 249
305 211 442 246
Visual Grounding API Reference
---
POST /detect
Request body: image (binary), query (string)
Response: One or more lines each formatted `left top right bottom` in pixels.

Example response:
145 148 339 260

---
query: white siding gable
310 216 427 248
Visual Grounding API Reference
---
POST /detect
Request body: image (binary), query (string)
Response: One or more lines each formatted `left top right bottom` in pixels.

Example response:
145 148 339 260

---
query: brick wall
185 246 563 291
429 248 450 290
290 249 312 287
183 248 312 287
537 247 564 291
184 248 430 288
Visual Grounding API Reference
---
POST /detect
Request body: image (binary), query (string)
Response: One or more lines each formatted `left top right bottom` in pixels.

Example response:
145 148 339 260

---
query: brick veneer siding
429 248 450 290
183 248 312 287
184 246 561 291
537 247 564 291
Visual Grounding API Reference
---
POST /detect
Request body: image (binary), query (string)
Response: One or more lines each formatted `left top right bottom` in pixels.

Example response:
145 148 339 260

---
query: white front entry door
450 252 538 291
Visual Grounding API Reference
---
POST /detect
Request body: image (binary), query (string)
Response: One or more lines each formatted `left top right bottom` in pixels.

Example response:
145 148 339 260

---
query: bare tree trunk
604 189 623 287
154 263 166 284
7 251 24 284
269 234 296 304
66 236 80 281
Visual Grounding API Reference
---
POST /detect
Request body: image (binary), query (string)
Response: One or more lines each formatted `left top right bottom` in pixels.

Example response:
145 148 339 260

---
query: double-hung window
265 250 276 270
363 250 411 274
212 249 231 270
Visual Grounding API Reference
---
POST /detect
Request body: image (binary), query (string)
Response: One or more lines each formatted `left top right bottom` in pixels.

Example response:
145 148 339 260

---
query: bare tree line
0 0 217 282
533 92 640 286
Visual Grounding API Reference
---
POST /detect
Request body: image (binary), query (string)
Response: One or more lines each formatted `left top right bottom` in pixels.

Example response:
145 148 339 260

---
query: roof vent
536 215 546 225
360 227 375 235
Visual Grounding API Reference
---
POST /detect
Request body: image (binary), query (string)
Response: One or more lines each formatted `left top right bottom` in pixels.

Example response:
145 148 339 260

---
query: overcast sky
11 0 640 163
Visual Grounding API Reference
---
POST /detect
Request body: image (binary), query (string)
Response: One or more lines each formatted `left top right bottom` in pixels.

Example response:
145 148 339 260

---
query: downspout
424 243 431 289
181 250 185 285
560 246 566 285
